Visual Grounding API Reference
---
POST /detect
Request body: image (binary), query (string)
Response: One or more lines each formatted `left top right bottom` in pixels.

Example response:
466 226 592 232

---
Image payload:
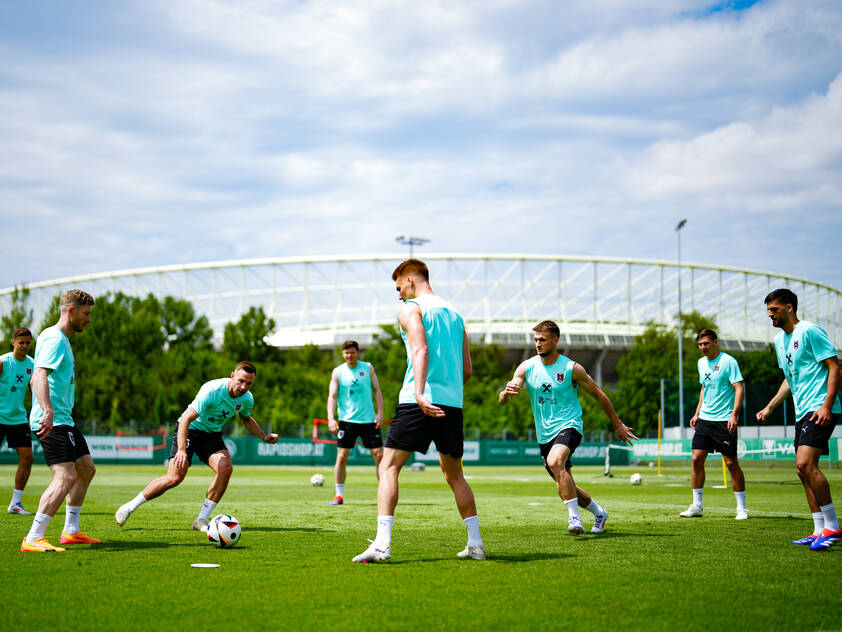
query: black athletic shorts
539 427 582 480
794 412 840 456
336 421 383 450
691 419 738 458
384 403 464 458
40 425 91 466
0 423 32 449
169 424 227 466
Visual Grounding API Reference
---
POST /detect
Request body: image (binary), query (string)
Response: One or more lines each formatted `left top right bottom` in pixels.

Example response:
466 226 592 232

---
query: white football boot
680 505 703 517
192 518 209 532
352 540 392 563
591 508 609 534
115 503 133 526
457 544 487 560
735 509 749 520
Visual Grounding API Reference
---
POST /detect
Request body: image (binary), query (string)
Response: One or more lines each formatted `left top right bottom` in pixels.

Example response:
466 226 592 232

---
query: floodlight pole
676 219 687 438
395 235 430 258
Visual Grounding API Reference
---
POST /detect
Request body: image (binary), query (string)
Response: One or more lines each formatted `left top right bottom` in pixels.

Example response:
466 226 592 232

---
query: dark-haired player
499 320 637 535
1 328 35 515
326 340 384 505
757 289 841 550
680 329 748 520
115 362 278 530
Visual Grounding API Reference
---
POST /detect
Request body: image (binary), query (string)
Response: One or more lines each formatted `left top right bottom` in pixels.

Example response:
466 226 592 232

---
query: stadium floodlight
676 219 687 437
395 235 430 258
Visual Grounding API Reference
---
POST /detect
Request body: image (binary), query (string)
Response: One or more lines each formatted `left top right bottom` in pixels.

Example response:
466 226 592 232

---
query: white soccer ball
206 514 241 548
630 473 642 485
310 473 325 487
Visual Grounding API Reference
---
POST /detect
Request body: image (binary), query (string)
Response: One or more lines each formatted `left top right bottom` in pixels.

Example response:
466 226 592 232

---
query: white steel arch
2 254 841 352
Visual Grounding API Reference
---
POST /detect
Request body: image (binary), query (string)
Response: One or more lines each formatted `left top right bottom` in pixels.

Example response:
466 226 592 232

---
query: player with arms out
326 340 385 505
499 320 637 535
353 259 485 562
22 290 98 552
115 361 278 530
757 289 841 551
681 329 748 520
1 328 36 515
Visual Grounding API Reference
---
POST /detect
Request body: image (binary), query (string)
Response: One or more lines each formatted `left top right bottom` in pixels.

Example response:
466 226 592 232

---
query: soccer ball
207 514 241 548
630 473 642 485
310 473 325 486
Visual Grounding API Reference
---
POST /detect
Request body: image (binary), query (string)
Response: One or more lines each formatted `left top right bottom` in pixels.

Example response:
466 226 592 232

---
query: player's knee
796 459 815 478
20 452 34 467
546 454 566 471
217 460 234 478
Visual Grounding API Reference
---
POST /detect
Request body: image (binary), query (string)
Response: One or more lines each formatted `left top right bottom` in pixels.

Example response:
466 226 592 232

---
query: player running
115 361 278 530
1 328 36 515
757 289 841 551
353 259 485 562
326 340 385 505
22 290 99 552
499 320 637 535
680 329 748 520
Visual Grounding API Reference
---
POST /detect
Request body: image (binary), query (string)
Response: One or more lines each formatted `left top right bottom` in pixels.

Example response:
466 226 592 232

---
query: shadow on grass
382 552 575 564
247 526 334 533
88 541 175 550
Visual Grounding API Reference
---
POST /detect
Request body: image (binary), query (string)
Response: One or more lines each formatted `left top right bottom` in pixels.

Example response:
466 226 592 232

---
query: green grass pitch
2 461 841 631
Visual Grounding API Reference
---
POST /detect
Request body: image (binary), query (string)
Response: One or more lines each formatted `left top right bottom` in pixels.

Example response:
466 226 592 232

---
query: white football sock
198 498 217 521
11 489 24 506
128 492 148 512
692 488 703 508
375 515 394 547
564 498 581 521
463 515 482 547
582 499 603 515
812 512 825 536
820 503 839 532
336 484 345 497
734 491 746 511
64 505 81 535
25 512 52 543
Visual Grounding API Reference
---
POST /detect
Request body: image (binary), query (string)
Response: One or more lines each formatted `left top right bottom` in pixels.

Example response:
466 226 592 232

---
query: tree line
1 290 783 439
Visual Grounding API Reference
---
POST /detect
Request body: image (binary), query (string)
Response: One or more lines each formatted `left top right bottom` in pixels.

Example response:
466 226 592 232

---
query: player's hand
328 420 338 434
36 411 53 440
811 405 833 427
263 433 279 444
615 422 638 445
416 395 445 418
375 414 383 429
756 408 770 425
689 415 698 429
173 449 189 470
502 381 521 396
727 416 738 433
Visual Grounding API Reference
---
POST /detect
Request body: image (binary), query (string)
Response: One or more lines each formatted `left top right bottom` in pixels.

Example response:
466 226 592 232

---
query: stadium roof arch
3 254 841 381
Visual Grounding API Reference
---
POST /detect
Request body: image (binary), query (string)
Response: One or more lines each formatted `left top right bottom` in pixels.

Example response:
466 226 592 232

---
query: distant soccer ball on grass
207 514 241 548
630 473 642 485
310 473 325 486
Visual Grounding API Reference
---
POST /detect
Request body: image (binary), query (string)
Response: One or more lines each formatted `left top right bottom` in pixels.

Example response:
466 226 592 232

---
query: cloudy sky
1 0 841 291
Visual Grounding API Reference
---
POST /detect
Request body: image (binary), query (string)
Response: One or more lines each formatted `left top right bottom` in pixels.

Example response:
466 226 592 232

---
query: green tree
0 287 34 348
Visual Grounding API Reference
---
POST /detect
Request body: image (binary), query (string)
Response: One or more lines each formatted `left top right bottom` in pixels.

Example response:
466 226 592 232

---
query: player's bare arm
30 367 54 440
756 379 791 424
812 356 840 426
370 365 385 428
690 386 704 429
241 416 278 443
729 381 745 433
573 363 638 445
399 300 444 418
462 329 472 384
173 407 199 470
327 368 340 433
498 362 527 405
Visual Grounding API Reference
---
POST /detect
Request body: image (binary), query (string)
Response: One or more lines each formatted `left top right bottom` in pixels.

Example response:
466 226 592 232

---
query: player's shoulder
199 377 227 394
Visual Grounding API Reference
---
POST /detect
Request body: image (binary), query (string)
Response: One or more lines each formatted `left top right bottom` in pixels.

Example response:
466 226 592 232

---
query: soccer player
115 361 278 530
353 259 484 562
757 289 841 551
22 290 98 552
1 328 35 515
326 340 385 505
498 320 637 535
680 329 748 520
